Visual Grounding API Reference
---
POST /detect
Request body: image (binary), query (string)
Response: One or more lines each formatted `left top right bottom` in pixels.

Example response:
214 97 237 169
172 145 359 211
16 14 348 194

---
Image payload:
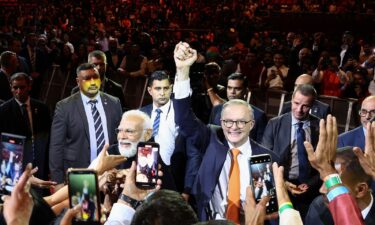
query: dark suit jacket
49 92 122 183
337 126 365 150
140 103 187 192
262 112 321 201
19 47 47 74
71 77 126 111
281 100 331 119
174 97 280 221
0 71 12 101
306 194 375 225
209 103 267 143
0 98 51 180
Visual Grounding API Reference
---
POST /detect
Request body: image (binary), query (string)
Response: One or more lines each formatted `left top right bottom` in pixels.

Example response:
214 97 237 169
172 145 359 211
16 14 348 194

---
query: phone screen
0 133 25 196
135 142 159 188
68 170 100 223
249 154 278 213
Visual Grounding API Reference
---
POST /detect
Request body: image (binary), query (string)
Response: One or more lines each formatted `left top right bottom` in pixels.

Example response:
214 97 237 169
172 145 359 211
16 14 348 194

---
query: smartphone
249 154 278 213
0 133 26 196
67 169 101 225
135 142 159 188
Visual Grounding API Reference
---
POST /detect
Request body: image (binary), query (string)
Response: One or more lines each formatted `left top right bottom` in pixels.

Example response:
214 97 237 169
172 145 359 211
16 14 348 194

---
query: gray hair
122 110 152 130
221 99 254 120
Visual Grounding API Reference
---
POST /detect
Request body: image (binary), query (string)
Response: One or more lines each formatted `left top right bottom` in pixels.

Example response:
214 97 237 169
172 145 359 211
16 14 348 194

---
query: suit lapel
101 92 114 140
75 93 90 141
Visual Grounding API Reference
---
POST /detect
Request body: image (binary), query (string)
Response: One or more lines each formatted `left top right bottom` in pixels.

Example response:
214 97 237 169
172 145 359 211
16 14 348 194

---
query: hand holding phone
135 142 159 188
249 154 278 213
67 169 101 225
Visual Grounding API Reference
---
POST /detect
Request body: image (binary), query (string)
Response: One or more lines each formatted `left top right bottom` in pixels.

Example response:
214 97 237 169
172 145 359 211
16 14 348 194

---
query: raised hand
174 42 197 69
353 121 375 180
304 115 337 179
95 144 127 175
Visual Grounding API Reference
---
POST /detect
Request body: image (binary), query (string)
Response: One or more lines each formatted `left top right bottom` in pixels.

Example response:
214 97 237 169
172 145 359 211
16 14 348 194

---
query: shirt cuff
106 203 135 225
173 78 191 99
280 208 303 225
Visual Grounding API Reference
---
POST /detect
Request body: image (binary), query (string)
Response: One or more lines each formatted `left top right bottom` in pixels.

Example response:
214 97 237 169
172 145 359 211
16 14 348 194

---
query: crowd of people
1 42 375 225
0 0 375 225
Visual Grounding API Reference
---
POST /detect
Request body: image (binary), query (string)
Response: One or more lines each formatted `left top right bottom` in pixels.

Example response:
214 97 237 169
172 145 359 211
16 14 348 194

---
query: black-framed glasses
220 119 253 128
359 109 375 118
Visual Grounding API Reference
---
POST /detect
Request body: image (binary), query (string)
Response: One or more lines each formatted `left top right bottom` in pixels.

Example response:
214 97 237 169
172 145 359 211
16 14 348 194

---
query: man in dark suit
209 73 267 143
337 96 375 150
0 73 51 181
262 84 321 220
305 148 375 225
7 38 30 75
281 74 331 119
49 63 122 191
0 51 18 101
140 71 191 193
19 33 48 98
71 50 127 110
173 42 279 222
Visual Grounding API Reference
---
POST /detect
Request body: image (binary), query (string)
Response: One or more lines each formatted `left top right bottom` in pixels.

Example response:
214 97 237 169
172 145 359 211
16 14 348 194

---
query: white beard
118 140 138 158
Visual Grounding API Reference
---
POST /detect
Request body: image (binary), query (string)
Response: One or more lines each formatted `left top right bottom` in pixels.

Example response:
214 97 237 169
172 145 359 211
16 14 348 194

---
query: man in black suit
305 148 375 225
140 71 192 193
19 33 48 98
262 83 321 220
0 51 18 101
209 73 267 143
7 38 30 75
281 74 331 119
49 63 122 191
0 73 51 181
71 50 127 110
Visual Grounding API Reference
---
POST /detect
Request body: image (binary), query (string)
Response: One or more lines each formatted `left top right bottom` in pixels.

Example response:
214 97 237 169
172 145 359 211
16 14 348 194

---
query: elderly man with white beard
90 110 176 190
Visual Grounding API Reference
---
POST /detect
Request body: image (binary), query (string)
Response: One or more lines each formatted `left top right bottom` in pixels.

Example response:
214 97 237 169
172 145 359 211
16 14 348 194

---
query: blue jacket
174 97 279 221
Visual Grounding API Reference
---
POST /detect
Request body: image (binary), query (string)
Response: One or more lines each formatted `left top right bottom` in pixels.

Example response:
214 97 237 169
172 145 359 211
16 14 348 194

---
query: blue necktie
296 122 308 182
89 100 105 155
152 109 162 137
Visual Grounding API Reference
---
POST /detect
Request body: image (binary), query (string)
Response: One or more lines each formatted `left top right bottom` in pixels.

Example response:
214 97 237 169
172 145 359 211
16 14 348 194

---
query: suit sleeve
255 111 267 143
173 97 211 154
49 101 67 184
183 137 202 194
337 135 345 148
328 193 364 225
261 120 275 151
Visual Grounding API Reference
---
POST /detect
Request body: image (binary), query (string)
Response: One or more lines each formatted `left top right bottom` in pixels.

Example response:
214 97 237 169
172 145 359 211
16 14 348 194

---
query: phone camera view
136 145 158 186
249 157 277 213
69 174 99 222
0 133 25 194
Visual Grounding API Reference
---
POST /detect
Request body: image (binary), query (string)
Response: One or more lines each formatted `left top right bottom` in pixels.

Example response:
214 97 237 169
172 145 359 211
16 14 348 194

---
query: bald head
360 96 375 127
295 74 313 88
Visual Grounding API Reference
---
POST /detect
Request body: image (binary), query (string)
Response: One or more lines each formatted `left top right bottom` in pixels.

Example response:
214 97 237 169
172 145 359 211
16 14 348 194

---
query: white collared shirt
210 138 252 220
362 193 374 219
80 92 109 162
151 100 178 165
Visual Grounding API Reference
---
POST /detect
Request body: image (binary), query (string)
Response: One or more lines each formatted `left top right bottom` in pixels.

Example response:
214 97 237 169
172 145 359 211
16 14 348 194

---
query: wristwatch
119 194 144 209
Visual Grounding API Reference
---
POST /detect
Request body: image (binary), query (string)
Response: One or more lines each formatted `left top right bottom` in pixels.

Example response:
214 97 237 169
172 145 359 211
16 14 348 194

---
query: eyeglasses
115 128 139 136
220 120 253 128
358 109 375 118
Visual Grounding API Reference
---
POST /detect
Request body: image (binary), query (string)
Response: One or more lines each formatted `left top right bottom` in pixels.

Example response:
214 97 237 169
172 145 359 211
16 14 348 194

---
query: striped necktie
89 100 104 155
152 108 162 137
